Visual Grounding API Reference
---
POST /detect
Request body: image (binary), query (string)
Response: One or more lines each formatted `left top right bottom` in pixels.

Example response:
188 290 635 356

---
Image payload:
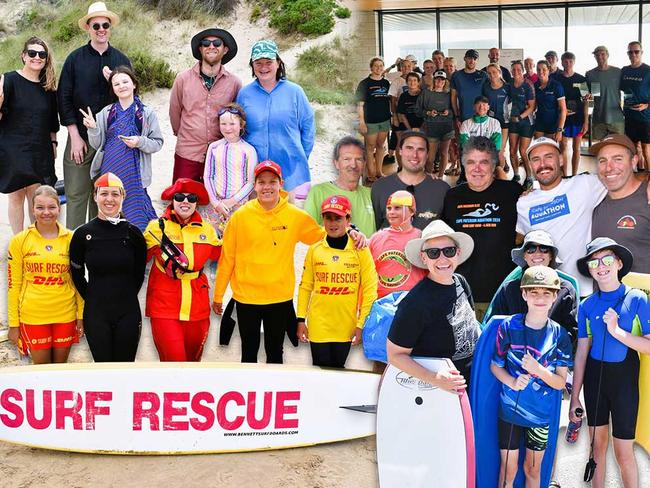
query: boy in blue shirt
491 266 572 488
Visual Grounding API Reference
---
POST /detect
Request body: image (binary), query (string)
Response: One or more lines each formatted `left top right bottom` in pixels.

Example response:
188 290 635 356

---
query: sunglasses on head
173 193 199 203
91 22 111 30
26 49 47 59
525 244 551 254
200 38 223 48
218 106 242 117
422 246 458 260
587 255 616 269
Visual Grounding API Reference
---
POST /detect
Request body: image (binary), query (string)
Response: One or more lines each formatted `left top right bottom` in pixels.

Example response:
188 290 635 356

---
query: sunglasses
525 244 551 254
91 22 111 30
173 193 199 203
218 106 243 117
587 255 617 269
200 39 223 48
628 50 641 55
422 246 458 260
26 49 47 59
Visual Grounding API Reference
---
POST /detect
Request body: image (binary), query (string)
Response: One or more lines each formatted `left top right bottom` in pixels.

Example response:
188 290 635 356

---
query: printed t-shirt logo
529 194 570 225
376 249 412 288
455 203 501 228
616 215 637 230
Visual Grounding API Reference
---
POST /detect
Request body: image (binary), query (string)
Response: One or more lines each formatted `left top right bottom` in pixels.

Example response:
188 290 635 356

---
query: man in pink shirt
169 28 241 182
369 190 427 298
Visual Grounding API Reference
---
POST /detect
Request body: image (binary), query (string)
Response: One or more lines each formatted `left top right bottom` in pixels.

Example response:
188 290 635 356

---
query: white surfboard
376 358 475 488
0 330 7 342
0 362 379 454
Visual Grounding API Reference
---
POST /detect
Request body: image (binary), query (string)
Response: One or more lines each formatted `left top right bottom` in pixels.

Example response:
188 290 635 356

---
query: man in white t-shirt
516 137 607 296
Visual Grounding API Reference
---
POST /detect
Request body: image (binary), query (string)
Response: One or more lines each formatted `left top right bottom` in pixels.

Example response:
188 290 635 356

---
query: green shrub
16 9 40 30
250 4 262 22
334 6 350 19
139 0 239 19
129 51 176 91
53 22 78 43
269 0 336 36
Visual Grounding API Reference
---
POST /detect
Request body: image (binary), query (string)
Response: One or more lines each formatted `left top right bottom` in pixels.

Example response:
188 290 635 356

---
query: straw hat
78 2 120 30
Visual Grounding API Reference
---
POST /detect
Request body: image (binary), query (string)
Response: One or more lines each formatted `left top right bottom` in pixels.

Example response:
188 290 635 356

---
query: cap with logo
520 265 561 290
321 195 352 217
433 70 447 79
588 133 637 156
254 160 282 180
526 137 561 158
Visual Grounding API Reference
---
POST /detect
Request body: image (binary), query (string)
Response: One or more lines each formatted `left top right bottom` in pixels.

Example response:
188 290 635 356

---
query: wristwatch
556 127 564 133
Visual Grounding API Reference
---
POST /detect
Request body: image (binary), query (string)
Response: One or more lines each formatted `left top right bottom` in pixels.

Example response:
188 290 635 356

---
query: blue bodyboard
470 316 562 488
362 291 408 363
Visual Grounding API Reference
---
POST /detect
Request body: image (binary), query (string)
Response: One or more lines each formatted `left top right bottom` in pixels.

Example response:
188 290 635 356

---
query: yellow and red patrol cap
254 160 282 180
161 178 210 205
387 190 416 212
321 195 352 217
94 172 124 190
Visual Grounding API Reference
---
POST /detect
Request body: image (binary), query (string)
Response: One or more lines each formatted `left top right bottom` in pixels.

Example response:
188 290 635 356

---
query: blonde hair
32 185 60 207
23 37 56 91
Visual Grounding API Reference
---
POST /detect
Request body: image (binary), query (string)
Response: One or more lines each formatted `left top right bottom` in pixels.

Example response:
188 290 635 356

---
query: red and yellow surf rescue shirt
7 224 83 327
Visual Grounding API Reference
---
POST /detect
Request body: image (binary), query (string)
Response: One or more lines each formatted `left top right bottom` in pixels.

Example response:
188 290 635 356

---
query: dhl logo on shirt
32 276 65 286
317 286 353 295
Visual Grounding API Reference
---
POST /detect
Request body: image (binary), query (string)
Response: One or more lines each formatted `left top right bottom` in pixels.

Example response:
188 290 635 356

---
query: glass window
381 12 437 67
502 8 565 66
439 10 498 54
568 4 639 74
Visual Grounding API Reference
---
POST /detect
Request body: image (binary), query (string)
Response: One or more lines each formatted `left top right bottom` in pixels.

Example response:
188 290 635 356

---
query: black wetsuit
70 218 147 362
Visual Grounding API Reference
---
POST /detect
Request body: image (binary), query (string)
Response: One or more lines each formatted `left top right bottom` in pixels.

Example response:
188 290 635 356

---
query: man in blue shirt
451 50 488 128
621 41 650 171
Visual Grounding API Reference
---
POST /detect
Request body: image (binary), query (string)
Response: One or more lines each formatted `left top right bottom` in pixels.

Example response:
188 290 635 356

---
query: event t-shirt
510 80 535 125
451 69 488 121
397 90 424 129
482 64 513 84
442 179 522 302
620 63 650 122
371 173 450 230
303 181 376 237
368 226 428 298
355 76 391 124
558 72 587 127
516 174 608 296
592 180 650 273
534 79 565 129
578 284 650 362
586 66 624 125
388 274 479 379
493 314 572 428
482 82 511 125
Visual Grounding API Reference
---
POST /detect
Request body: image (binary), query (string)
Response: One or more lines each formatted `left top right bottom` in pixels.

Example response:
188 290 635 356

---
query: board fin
339 404 377 414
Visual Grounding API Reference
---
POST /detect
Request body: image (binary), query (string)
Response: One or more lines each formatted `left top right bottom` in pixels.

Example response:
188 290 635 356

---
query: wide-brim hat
405 220 474 269
511 229 562 268
576 237 633 278
191 28 238 64
78 2 120 30
161 178 210 206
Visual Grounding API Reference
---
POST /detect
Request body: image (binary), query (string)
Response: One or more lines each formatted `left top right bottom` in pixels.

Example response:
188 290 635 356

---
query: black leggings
84 306 142 362
310 342 352 368
236 300 296 364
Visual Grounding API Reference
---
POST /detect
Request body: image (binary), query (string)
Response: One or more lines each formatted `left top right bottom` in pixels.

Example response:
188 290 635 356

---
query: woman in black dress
70 172 147 362
0 37 59 234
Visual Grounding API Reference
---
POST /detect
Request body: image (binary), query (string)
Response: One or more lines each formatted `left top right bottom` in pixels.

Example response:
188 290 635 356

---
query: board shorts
19 320 78 353
498 418 549 451
563 124 584 138
494 116 509 130
584 348 639 439
423 122 454 142
592 122 625 141
509 120 534 138
365 120 390 135
624 118 650 144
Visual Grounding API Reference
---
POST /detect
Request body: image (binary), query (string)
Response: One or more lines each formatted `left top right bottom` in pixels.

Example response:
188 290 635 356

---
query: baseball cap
593 45 609 55
588 133 637 156
321 195 351 217
526 137 561 158
545 50 558 59
254 160 282 180
520 266 561 290
465 49 479 59
433 70 447 79
405 54 418 63
387 190 416 212
251 39 279 61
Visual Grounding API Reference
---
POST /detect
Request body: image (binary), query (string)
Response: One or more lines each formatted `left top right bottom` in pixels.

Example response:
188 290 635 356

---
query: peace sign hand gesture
79 106 96 129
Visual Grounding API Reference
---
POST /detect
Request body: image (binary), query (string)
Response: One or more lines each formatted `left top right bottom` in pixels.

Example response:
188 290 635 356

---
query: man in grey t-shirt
371 131 450 230
586 45 625 140
591 134 650 273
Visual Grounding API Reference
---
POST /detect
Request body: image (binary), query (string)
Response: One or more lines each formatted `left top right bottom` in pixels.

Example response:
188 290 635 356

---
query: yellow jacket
214 191 325 305
297 237 378 343
7 224 83 327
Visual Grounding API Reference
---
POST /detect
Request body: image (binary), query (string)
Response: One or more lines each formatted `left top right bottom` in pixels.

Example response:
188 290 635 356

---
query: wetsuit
70 218 147 362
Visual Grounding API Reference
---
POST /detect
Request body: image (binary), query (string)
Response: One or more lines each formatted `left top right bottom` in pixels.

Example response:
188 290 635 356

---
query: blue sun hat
251 40 279 61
